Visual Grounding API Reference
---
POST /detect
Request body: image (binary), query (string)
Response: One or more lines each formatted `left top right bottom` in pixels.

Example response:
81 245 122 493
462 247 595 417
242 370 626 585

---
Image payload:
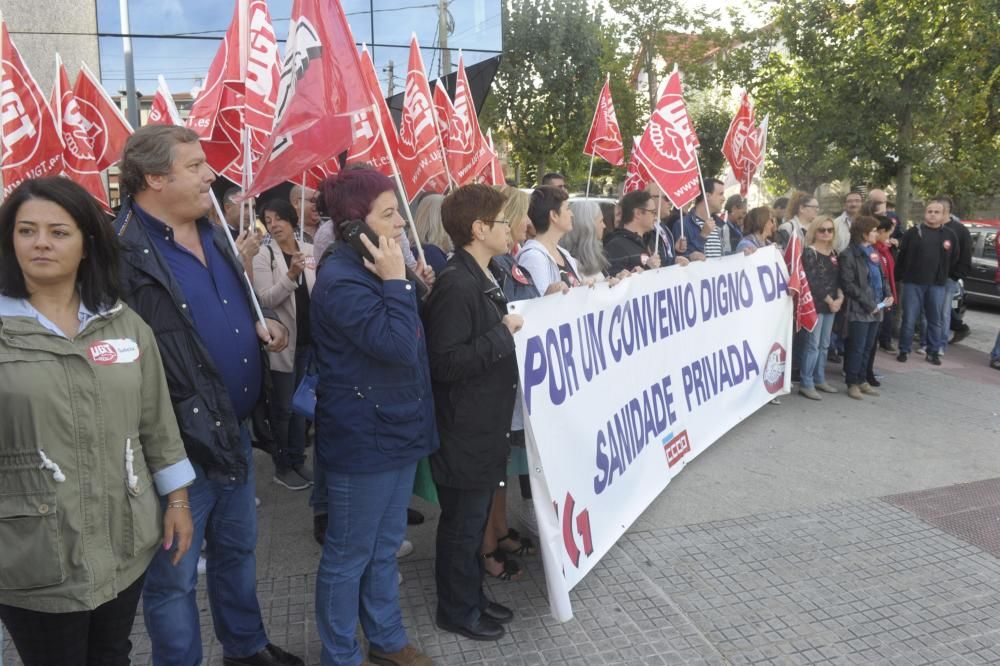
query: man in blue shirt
115 125 301 666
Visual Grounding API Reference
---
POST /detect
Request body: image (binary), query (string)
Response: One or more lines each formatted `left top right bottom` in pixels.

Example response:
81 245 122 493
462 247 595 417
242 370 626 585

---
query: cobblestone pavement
5 305 1000 665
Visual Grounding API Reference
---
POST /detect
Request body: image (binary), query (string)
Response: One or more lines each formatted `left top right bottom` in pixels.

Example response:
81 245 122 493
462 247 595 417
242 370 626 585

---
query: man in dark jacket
940 197 973 344
604 190 664 274
894 197 958 365
115 125 301 666
423 184 523 642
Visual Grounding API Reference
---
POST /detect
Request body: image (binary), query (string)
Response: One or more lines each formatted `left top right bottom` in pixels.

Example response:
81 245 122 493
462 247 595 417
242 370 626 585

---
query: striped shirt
692 213 724 258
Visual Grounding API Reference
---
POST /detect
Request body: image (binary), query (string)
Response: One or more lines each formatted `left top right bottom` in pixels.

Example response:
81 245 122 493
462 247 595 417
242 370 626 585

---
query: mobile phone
876 301 887 310
339 219 377 263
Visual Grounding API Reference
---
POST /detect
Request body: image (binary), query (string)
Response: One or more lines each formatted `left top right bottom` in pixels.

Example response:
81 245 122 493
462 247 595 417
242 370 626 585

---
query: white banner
510 247 793 621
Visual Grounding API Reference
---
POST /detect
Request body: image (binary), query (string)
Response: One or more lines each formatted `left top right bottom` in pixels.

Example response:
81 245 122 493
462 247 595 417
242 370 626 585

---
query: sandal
483 549 522 581
497 528 536 556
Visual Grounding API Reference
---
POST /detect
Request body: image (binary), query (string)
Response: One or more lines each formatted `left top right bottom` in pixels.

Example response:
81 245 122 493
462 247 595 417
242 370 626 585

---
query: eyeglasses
491 219 511 226
817 228 834 233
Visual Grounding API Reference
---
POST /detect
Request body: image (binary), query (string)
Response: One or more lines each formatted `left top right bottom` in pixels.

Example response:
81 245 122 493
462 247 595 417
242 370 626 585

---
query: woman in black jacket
839 216 894 400
423 184 524 642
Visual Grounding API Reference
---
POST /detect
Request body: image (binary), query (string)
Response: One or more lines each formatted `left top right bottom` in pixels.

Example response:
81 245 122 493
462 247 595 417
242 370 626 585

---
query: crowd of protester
0 125 996 666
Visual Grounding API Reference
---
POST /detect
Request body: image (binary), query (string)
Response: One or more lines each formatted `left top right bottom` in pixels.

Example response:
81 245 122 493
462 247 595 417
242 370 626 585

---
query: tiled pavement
9 486 1000 665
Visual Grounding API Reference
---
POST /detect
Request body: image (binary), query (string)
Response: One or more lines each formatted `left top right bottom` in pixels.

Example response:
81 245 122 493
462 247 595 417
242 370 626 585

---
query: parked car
963 223 999 305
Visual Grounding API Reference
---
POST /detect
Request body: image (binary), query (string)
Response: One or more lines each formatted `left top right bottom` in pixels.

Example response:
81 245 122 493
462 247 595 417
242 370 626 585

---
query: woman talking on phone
310 169 437 666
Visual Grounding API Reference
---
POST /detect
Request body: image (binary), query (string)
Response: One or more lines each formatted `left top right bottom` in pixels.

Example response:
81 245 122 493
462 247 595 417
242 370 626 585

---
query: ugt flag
247 0 370 197
722 92 754 196
1 19 62 197
396 34 449 200
147 75 183 126
623 137 649 194
49 54 109 209
633 68 701 209
583 74 624 166
345 45 397 177
73 62 133 170
783 229 818 332
446 54 490 185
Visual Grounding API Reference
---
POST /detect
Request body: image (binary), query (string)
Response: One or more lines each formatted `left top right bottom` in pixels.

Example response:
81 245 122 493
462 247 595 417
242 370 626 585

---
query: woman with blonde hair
413 193 451 274
799 216 844 399
776 191 819 249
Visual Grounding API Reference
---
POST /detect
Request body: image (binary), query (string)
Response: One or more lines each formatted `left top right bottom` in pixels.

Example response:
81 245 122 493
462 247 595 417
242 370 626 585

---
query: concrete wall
3 0 100 93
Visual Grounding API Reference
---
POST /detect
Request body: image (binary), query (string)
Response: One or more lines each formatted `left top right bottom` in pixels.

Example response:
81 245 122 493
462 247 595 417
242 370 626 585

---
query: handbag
291 352 318 420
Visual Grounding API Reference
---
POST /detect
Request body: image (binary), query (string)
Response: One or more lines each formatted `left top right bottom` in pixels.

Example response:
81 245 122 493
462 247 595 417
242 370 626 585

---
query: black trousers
435 485 493 626
0 574 145 666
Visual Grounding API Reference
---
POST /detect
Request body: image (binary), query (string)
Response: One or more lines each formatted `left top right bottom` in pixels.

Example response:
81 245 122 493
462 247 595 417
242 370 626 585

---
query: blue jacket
673 211 710 256
311 243 439 474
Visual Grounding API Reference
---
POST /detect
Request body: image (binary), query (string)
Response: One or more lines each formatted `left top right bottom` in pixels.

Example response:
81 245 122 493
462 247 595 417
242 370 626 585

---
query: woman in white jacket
253 199 316 491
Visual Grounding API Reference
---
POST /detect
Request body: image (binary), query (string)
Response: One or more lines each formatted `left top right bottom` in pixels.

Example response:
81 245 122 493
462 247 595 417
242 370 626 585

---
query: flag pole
654 192 662 259
299 171 307 244
211 190 270 335
585 154 595 198
371 101 427 265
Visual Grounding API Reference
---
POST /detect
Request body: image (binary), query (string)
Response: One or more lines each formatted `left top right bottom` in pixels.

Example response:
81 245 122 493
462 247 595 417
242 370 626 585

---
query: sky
95 0 767 97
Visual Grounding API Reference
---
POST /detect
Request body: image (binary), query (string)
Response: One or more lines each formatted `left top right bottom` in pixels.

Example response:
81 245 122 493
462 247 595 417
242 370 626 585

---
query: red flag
147 75 182 126
345 45 396 177
623 137 649 194
246 0 371 197
739 113 767 195
722 92 757 197
186 0 280 183
480 128 504 186
396 35 449 200
432 80 454 148
1 20 63 197
302 158 341 190
49 55 109 209
446 54 490 185
72 62 133 170
633 69 701 208
783 230 818 332
583 74 624 166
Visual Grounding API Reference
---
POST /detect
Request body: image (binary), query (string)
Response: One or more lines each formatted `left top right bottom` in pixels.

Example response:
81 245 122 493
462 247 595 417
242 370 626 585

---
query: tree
482 0 605 183
720 0 1000 220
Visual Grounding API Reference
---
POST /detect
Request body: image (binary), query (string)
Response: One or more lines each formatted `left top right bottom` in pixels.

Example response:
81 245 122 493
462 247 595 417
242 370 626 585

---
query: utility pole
119 0 140 128
385 60 395 97
438 0 451 79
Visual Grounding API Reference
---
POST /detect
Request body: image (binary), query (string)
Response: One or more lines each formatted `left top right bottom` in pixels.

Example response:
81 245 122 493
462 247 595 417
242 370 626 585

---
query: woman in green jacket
0 177 194 665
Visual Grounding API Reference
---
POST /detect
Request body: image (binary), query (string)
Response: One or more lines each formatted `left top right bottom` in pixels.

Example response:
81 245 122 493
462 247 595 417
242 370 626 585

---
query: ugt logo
554 491 594 568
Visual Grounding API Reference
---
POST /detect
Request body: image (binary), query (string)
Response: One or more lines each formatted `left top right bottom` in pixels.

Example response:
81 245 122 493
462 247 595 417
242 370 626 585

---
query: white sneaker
396 539 414 559
255 496 261 508
197 556 207 575
398 571 403 584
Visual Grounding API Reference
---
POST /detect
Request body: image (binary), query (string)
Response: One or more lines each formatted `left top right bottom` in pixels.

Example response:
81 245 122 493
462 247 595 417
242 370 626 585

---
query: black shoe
896 352 908 363
407 508 425 525
950 326 970 344
866 377 881 387
828 350 842 363
482 600 514 624
224 644 304 666
313 513 328 546
435 614 506 641
926 352 942 366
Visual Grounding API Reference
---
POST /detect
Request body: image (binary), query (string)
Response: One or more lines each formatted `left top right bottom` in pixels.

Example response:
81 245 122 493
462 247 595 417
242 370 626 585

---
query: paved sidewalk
5 307 1000 665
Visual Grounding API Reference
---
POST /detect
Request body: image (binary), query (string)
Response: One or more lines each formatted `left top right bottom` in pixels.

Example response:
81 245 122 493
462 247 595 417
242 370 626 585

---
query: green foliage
718 0 1000 216
481 0 605 186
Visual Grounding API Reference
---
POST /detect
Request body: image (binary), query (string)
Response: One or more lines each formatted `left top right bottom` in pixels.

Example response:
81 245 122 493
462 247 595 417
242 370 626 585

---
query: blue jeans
311 464 328 516
142 426 267 664
900 283 946 354
316 463 416 665
845 320 880 385
801 312 835 389
939 279 958 352
270 345 310 473
992 331 1000 361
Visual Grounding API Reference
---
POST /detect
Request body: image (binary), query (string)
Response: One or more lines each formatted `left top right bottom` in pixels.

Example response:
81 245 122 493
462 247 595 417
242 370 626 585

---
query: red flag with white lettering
345 46 395 177
783 230 818 332
49 55 109 209
633 69 701 208
722 92 754 197
72 62 133 170
302 158 341 190
432 80 454 149
1 21 63 197
396 36 449 200
739 112 767 196
185 0 280 183
583 75 624 167
479 128 504 186
246 0 370 197
446 55 490 185
147 75 182 126
623 137 649 194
